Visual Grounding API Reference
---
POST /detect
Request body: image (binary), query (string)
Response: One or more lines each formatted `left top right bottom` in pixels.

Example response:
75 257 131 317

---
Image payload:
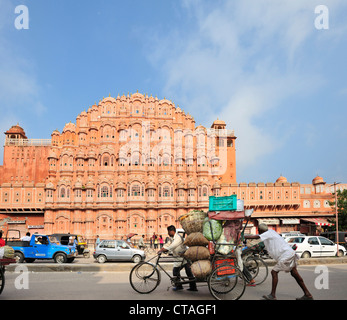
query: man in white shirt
245 223 313 300
21 232 31 241
158 225 198 291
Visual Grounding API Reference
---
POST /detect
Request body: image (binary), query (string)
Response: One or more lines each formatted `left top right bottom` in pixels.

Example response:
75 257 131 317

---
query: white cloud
145 0 346 178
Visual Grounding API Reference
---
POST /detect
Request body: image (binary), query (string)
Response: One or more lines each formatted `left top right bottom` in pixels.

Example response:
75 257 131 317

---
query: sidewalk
5 255 347 273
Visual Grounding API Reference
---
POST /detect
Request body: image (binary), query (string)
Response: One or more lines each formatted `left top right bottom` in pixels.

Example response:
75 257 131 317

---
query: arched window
101 186 109 198
103 155 110 166
131 184 141 197
202 186 208 197
60 187 66 198
163 186 170 197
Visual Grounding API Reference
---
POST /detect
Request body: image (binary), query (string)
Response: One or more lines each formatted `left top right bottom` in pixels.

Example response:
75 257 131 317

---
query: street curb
5 257 347 273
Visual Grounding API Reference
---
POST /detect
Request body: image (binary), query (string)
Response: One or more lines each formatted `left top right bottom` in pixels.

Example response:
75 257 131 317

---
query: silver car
93 240 145 263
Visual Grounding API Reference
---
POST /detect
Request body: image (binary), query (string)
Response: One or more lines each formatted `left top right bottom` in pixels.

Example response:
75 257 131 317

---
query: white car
287 236 346 258
280 232 305 241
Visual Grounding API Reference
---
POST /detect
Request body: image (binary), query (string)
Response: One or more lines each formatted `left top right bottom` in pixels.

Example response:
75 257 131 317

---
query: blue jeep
6 232 76 263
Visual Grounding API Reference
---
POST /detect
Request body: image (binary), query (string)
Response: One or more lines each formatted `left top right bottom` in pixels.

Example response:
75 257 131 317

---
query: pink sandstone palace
0 92 345 246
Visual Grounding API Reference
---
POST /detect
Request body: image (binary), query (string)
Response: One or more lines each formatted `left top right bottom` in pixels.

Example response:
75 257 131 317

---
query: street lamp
329 182 341 253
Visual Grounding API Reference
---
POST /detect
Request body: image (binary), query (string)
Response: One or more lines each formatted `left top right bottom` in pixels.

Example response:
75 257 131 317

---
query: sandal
262 294 277 300
296 295 314 300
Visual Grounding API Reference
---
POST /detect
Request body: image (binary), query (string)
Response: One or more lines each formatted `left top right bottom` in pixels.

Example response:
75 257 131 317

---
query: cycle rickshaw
129 206 266 300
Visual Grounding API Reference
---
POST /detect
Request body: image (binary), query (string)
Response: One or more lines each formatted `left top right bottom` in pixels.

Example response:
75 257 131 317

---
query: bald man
245 223 313 300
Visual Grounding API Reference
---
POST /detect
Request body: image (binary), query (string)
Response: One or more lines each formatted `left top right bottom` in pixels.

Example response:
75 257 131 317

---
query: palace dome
276 176 287 183
5 124 27 138
312 175 325 185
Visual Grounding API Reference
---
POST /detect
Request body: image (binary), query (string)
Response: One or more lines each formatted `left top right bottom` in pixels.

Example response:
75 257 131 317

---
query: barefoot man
245 223 313 300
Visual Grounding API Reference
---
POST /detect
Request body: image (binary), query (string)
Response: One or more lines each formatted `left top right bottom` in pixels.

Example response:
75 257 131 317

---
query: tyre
337 250 344 257
14 252 25 263
301 251 311 259
244 256 268 285
97 255 107 264
0 267 4 295
54 253 67 264
129 262 161 294
208 264 246 300
132 255 142 264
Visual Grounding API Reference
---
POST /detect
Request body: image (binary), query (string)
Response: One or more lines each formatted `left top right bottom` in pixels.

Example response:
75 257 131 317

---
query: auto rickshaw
51 233 90 258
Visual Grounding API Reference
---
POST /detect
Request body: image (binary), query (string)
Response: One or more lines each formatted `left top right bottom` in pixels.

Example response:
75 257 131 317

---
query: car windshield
288 237 305 243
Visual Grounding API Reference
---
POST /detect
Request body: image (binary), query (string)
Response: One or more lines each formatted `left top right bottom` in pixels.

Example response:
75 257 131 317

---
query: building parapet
4 138 51 147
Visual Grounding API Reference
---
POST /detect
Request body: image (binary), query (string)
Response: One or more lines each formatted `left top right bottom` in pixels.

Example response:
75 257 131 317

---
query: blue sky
0 0 346 185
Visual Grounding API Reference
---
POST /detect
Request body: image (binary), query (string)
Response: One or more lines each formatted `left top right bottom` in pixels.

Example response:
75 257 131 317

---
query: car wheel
97 255 107 264
132 255 142 264
14 252 24 263
301 251 311 259
337 250 344 257
54 253 67 264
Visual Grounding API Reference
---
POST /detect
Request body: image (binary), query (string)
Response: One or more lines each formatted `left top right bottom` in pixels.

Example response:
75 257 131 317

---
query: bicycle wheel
244 256 268 285
129 262 161 294
208 264 246 300
0 266 4 295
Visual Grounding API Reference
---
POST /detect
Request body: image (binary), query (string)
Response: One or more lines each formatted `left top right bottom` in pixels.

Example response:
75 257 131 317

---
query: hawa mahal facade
0 92 345 245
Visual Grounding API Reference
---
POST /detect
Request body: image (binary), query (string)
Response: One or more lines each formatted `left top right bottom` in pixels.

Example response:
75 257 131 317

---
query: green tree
328 189 347 231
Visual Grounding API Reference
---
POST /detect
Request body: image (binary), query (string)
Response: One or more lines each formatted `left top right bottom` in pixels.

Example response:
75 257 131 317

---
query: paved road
2 264 347 300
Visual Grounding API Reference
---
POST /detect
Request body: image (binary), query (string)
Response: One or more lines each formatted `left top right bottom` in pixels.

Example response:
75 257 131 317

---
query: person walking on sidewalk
245 223 313 300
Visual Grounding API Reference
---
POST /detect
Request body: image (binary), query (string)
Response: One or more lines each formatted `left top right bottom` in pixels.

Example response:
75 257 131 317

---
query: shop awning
257 218 280 225
301 218 334 226
281 218 300 225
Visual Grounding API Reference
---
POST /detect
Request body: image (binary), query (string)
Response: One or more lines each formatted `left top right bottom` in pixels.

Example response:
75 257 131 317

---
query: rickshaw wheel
129 262 161 294
208 264 246 300
0 267 4 295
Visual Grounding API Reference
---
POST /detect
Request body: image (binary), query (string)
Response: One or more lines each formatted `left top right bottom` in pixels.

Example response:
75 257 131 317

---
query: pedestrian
95 235 100 249
158 225 197 292
154 235 158 249
0 231 5 247
138 235 145 250
159 235 164 249
245 223 313 300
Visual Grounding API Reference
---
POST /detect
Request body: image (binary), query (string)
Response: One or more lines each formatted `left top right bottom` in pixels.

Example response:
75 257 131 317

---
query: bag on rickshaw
184 246 210 262
215 219 243 255
191 260 212 280
184 232 209 247
178 210 207 235
203 217 223 241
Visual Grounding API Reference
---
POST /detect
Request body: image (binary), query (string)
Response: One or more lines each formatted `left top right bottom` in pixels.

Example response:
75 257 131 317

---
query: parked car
280 232 305 241
93 240 145 263
287 236 346 258
6 231 76 263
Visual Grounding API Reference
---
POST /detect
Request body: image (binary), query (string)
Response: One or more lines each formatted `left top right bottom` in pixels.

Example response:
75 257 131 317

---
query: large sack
184 246 210 262
1 246 15 259
178 210 207 234
184 232 209 247
191 260 212 280
203 218 223 241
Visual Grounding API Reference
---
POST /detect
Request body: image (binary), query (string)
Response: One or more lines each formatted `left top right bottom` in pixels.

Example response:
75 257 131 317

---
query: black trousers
173 263 197 289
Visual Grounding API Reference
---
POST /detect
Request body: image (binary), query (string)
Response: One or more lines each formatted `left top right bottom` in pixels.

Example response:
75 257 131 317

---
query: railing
5 138 51 146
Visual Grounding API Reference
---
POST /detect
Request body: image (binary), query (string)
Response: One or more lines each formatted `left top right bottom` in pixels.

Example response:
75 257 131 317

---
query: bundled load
184 246 210 262
191 260 212 280
0 245 15 259
203 217 223 241
215 219 243 255
184 232 209 247
178 210 207 235
183 231 211 279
